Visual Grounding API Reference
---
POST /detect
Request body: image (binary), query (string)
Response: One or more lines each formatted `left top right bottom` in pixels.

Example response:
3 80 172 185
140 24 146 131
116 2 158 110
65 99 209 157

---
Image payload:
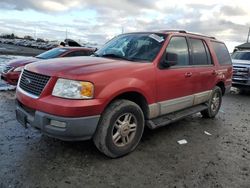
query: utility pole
247 27 250 43
34 27 37 40
65 29 68 39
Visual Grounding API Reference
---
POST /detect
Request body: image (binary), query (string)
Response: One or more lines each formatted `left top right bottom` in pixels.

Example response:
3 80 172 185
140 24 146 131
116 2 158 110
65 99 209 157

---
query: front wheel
93 100 145 158
201 86 222 118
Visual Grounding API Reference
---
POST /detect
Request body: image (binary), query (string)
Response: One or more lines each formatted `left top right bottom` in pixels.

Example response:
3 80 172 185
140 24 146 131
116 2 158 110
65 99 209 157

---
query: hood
26 56 140 79
8 57 39 67
232 59 250 65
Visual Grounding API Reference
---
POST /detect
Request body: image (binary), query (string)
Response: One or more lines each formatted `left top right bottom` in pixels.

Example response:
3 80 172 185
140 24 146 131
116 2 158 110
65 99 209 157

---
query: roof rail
160 30 216 39
159 30 187 33
186 32 216 39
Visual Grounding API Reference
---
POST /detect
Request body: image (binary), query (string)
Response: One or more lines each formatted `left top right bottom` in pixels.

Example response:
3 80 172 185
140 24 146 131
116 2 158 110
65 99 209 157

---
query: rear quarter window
211 42 232 65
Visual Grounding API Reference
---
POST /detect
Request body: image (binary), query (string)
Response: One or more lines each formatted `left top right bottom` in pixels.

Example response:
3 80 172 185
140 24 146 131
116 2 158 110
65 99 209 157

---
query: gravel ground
0 89 249 188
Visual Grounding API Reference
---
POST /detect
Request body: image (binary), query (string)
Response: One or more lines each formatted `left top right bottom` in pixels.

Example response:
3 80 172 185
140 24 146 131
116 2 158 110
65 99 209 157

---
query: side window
211 42 232 65
165 37 189 66
190 38 210 65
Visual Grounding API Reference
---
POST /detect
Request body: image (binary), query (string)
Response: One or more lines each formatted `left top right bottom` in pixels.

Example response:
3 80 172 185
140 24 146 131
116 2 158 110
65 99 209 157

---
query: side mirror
161 52 178 68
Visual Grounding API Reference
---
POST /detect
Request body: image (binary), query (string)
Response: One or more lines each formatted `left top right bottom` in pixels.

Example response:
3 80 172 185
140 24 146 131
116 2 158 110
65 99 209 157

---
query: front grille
19 70 50 97
233 66 249 84
2 65 13 74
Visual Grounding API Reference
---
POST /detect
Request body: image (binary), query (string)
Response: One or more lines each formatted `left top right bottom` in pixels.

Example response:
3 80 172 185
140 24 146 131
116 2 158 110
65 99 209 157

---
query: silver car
232 50 250 92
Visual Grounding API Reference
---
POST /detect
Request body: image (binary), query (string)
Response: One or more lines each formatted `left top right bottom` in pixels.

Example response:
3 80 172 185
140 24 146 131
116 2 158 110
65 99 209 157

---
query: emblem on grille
24 77 32 84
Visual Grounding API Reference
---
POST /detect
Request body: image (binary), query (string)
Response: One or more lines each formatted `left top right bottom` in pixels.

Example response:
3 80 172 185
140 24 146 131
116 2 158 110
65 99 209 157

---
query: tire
93 99 145 158
201 86 222 118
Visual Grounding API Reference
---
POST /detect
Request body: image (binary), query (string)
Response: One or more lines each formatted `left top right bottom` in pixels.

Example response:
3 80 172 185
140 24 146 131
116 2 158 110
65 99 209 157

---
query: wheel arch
104 91 150 119
216 81 225 95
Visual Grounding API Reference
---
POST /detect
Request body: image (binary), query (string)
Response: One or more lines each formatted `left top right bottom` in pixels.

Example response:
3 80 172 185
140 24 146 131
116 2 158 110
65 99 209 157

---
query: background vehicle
15 30 232 158
1 47 95 85
231 50 250 92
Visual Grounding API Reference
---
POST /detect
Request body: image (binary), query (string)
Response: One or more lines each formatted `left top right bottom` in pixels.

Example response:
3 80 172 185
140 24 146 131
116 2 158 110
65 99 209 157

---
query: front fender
97 77 155 109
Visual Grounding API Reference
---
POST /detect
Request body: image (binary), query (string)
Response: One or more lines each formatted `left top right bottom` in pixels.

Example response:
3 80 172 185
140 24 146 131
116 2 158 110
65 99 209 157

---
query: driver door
156 36 198 115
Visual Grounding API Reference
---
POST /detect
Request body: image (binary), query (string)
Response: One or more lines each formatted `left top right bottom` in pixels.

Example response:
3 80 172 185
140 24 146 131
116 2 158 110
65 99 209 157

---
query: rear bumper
16 100 100 141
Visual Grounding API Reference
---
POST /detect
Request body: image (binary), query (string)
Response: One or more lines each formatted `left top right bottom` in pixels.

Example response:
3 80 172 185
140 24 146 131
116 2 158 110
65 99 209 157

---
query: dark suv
16 30 232 158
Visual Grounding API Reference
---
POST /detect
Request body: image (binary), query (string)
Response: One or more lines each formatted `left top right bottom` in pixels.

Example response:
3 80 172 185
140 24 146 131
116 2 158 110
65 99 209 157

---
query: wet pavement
0 89 249 188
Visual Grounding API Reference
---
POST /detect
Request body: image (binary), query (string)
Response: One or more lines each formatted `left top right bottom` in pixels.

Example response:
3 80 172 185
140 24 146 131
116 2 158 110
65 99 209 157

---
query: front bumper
232 82 250 90
16 100 100 141
1 71 20 85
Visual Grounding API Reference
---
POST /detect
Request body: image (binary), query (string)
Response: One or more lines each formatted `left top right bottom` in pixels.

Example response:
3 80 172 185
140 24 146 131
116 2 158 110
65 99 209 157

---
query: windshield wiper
36 57 45 59
92 52 100 57
127 57 150 62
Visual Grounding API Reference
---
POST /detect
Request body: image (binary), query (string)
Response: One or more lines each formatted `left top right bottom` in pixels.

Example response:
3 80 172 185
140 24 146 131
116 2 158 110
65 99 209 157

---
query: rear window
211 42 232 65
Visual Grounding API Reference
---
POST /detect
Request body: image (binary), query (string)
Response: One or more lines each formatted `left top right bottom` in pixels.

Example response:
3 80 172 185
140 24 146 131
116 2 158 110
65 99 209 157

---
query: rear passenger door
188 38 217 95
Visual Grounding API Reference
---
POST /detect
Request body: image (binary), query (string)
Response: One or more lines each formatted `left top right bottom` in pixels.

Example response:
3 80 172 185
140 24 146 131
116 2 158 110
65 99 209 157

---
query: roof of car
123 30 217 40
234 50 250 53
235 43 250 49
158 30 216 39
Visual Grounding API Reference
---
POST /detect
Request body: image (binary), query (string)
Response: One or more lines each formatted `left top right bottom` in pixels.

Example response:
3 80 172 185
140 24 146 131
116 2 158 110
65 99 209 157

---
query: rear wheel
201 86 222 118
93 99 144 158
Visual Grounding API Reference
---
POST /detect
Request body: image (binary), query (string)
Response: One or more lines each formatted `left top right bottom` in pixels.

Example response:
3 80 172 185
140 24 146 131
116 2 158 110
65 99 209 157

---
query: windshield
95 33 166 62
36 48 68 59
231 51 250 60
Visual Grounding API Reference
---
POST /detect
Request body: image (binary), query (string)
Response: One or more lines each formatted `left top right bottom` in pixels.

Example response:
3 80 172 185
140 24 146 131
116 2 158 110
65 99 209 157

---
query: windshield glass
36 48 68 59
231 51 250 60
95 33 166 62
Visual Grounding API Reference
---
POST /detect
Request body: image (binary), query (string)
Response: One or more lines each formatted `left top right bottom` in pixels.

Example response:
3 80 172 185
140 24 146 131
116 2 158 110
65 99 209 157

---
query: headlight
13 66 24 72
52 78 94 99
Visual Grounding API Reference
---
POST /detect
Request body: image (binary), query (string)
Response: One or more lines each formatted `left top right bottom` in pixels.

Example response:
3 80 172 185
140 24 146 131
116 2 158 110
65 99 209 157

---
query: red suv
15 31 232 158
1 47 95 85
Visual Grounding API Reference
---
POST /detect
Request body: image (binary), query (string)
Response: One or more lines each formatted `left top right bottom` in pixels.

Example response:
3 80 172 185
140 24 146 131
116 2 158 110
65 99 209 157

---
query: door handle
185 72 192 77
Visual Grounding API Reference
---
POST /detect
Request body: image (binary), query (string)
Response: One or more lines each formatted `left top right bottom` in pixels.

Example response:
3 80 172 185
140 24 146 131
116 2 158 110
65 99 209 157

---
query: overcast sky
0 0 249 51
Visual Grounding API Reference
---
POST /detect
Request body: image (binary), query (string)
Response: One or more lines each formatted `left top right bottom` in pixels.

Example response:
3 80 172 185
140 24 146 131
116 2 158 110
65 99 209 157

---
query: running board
146 104 208 129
